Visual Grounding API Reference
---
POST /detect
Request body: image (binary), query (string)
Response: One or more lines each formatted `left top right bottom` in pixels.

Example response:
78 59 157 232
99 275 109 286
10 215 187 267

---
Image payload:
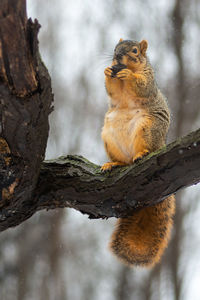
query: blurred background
1 0 200 299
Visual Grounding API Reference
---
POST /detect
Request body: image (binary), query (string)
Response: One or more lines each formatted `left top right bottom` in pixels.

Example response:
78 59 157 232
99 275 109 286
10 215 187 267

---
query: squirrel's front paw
116 69 134 80
104 67 113 77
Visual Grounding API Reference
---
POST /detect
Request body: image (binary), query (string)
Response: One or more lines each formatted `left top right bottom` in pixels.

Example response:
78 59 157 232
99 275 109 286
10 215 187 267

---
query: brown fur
101 39 175 267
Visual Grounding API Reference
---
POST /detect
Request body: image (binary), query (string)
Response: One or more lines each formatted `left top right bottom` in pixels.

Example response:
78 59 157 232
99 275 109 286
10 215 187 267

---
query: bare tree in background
134 0 200 299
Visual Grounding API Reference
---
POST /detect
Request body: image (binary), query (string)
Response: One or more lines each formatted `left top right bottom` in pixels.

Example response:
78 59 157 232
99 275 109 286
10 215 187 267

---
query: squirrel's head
113 39 148 71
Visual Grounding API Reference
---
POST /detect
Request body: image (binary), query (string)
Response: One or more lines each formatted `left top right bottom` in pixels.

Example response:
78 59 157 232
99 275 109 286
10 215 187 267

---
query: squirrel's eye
132 48 138 54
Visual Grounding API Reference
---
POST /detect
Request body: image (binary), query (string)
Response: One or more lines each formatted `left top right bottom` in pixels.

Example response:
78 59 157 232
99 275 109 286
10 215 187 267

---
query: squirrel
101 39 175 267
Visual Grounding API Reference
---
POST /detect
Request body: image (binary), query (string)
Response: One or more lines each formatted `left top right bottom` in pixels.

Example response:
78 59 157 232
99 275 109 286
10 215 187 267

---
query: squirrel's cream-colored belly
101 108 147 164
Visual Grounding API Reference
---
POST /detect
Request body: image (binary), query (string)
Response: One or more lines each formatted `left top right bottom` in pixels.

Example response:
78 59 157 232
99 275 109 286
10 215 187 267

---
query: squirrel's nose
114 53 123 61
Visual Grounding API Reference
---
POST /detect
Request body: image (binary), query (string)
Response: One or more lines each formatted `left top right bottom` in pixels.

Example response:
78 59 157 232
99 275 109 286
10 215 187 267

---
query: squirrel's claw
104 67 113 77
133 150 150 163
101 162 125 172
116 69 134 80
101 162 113 172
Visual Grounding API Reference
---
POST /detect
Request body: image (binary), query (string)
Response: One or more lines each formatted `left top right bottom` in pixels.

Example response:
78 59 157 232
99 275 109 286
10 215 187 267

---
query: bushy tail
110 195 175 267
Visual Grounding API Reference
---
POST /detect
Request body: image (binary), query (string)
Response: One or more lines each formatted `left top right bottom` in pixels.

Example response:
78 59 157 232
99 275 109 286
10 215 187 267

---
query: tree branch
35 128 200 218
1 127 199 231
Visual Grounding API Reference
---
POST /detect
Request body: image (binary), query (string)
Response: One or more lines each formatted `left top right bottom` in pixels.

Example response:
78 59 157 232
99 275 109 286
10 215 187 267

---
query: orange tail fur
110 195 175 267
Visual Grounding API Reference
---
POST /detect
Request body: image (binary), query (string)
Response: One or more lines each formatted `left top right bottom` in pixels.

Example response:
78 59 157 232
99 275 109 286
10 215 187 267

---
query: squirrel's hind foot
101 161 126 172
133 150 150 163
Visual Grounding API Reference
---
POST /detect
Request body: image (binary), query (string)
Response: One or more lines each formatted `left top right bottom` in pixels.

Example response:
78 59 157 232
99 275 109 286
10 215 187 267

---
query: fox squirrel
101 39 175 267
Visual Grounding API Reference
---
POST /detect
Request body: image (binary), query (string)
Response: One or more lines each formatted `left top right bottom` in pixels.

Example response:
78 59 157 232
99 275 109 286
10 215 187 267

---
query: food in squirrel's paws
111 64 127 77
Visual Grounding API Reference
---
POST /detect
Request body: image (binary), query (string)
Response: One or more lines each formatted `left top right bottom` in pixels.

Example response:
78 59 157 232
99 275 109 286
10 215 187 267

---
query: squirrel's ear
140 40 148 56
119 38 123 43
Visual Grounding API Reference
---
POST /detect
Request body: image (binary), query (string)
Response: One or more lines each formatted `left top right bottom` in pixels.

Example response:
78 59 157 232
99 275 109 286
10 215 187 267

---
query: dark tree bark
0 0 200 233
0 0 53 228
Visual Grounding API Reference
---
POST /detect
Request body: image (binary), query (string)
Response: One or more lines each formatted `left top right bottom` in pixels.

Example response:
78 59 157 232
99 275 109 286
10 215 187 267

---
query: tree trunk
0 0 53 228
